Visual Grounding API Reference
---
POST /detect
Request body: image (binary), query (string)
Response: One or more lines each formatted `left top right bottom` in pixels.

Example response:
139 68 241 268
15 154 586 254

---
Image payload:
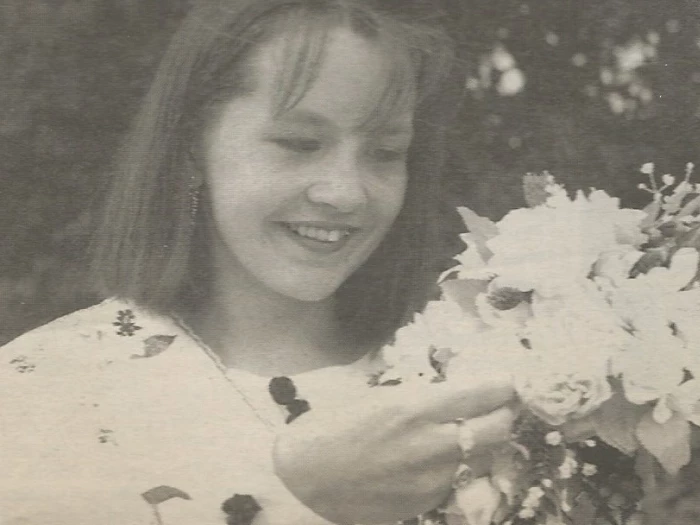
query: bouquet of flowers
378 163 700 525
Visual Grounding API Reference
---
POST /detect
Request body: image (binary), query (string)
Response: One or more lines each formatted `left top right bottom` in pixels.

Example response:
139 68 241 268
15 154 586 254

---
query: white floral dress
0 299 385 525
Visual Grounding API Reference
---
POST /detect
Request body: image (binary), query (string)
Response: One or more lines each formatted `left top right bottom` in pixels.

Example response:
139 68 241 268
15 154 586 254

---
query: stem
150 504 164 525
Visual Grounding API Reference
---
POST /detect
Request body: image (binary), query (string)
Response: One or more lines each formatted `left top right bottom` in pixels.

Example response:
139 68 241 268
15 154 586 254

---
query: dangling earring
187 145 202 226
189 179 200 226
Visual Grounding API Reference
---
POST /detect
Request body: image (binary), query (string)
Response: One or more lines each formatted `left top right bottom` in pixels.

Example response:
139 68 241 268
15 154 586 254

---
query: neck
184 272 365 377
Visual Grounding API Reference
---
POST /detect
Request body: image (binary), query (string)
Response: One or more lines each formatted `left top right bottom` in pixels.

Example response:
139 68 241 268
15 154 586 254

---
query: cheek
203 180 251 244
205 182 237 223
378 173 409 224
204 155 270 223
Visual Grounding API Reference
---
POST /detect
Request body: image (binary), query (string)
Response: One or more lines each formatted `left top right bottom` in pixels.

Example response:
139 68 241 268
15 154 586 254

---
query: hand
273 376 516 524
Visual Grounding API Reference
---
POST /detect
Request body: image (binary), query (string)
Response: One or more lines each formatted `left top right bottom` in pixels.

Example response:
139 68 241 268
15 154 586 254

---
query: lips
279 221 360 254
286 223 352 242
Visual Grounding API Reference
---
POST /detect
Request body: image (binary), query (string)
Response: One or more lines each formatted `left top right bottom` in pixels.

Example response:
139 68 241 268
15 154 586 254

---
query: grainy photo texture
1 1 700 524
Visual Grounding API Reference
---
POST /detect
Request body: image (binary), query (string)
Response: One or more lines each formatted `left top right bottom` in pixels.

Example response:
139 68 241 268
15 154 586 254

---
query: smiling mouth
283 222 356 243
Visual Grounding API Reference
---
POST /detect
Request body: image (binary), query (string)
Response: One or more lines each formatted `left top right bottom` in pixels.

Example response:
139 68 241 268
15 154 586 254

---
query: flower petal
453 477 503 525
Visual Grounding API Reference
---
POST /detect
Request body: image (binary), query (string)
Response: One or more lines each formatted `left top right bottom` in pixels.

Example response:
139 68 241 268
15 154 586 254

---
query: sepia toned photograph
1 1 700 524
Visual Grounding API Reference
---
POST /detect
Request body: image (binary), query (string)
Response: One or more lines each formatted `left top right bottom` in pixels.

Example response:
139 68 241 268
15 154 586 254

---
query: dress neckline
221 352 377 381
170 310 379 381
171 312 385 429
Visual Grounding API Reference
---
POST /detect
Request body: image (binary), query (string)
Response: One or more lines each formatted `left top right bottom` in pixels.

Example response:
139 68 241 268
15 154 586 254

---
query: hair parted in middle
90 0 464 347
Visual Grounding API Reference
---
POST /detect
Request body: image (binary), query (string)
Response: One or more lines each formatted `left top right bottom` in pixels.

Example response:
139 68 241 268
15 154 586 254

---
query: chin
275 275 349 303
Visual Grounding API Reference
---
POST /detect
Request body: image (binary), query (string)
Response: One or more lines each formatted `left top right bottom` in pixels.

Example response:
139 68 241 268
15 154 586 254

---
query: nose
305 155 367 214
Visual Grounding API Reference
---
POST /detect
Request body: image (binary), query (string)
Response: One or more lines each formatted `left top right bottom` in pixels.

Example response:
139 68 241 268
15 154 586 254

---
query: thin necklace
172 315 278 431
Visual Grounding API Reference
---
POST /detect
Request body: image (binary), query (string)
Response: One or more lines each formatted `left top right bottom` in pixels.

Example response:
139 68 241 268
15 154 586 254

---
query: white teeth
288 224 350 242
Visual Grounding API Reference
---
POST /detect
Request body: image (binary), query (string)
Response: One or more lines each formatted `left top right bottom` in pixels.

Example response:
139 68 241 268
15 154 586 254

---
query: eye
270 137 322 153
369 146 409 163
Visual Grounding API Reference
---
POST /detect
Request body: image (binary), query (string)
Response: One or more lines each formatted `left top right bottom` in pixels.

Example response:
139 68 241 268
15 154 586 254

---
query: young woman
0 1 517 524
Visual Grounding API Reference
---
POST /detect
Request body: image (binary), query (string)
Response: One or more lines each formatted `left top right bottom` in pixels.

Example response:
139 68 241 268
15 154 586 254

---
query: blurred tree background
1 0 699 344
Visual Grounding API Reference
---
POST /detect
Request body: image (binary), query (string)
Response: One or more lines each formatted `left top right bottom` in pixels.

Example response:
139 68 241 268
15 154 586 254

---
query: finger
411 376 516 423
430 406 518 463
458 405 518 451
430 412 515 482
425 421 498 479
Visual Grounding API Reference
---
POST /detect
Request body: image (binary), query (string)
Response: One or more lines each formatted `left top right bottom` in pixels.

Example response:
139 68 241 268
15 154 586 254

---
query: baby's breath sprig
636 162 688 200
685 161 696 181
637 162 659 197
637 162 699 213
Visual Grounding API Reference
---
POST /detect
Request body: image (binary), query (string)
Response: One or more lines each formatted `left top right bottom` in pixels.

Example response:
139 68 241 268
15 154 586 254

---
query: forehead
249 26 416 130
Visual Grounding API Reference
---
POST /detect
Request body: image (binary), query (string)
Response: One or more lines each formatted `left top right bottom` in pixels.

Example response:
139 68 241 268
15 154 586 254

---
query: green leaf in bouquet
636 411 691 476
674 227 700 279
591 394 646 456
634 448 666 495
662 186 697 217
675 223 700 250
670 225 700 288
677 193 700 219
656 219 692 240
628 247 671 278
523 173 552 208
455 206 498 262
570 492 597 525
538 494 560 520
639 198 662 231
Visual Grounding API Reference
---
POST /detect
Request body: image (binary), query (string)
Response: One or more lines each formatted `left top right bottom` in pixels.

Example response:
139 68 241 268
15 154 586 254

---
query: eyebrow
274 110 328 128
275 108 414 135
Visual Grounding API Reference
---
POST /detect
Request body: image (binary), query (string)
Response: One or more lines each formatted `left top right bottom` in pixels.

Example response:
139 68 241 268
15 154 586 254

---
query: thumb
413 376 516 423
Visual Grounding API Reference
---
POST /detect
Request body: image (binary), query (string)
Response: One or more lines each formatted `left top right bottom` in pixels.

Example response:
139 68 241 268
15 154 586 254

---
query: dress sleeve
0 303 345 525
0 306 156 524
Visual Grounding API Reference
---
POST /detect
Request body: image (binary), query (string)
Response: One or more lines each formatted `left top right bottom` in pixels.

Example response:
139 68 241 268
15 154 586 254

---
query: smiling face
202 27 415 303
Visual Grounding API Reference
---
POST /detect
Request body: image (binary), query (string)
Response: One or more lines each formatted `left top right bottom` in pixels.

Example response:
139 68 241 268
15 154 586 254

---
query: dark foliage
1 0 699 343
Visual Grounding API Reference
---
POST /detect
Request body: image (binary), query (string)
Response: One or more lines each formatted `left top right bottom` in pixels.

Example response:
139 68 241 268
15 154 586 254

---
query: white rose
614 331 686 406
486 187 646 297
517 369 612 426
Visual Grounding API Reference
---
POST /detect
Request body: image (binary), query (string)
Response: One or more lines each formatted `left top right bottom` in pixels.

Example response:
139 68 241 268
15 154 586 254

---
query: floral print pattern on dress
131 334 177 359
2 299 360 525
222 494 261 525
98 428 117 445
114 309 143 336
10 355 36 373
142 486 193 525
268 376 311 423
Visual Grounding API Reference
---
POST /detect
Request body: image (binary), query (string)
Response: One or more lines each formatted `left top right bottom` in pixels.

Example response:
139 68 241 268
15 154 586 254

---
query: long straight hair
89 0 462 347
